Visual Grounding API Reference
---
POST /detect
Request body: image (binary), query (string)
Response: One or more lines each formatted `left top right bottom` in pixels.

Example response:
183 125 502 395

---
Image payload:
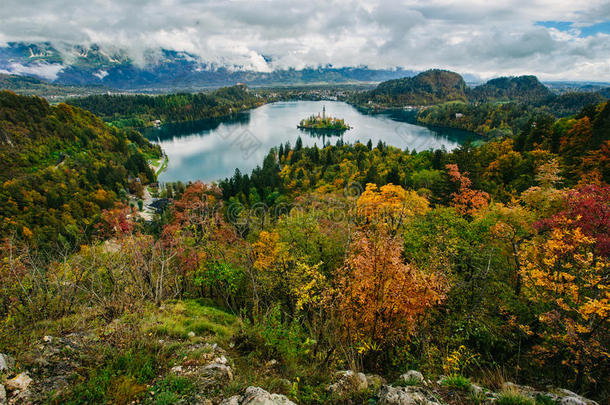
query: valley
0 5 609 403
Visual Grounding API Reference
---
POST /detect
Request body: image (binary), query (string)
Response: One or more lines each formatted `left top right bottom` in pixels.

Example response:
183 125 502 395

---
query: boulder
0 385 6 405
398 370 424 385
0 354 14 373
221 386 296 405
4 372 32 392
561 397 586 405
378 385 437 405
327 370 368 396
202 356 233 384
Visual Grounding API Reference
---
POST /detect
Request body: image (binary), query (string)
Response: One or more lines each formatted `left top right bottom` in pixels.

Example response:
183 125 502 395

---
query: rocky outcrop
3 373 33 404
398 370 425 385
221 386 296 405
327 370 368 396
501 382 599 405
4 373 32 392
327 370 386 397
377 385 440 405
201 355 234 386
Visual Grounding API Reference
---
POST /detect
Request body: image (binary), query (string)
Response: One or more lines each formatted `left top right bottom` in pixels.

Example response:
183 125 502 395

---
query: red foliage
97 202 134 239
536 185 610 257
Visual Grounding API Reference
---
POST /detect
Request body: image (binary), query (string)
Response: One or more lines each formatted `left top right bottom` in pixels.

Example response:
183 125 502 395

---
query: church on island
297 106 351 131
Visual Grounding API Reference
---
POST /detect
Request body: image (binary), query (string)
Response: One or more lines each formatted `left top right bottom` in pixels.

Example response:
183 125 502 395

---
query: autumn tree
446 164 490 216
335 183 445 367
520 217 609 388
356 183 429 233
252 230 327 317
336 229 446 356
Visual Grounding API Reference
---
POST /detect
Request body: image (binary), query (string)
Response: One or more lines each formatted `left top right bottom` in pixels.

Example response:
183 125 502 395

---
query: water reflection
297 127 345 145
142 113 251 141
145 101 476 183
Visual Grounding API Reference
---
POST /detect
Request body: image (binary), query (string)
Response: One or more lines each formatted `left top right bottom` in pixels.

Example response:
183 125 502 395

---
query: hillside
66 85 263 127
469 75 552 102
0 91 160 247
355 69 468 105
0 73 104 99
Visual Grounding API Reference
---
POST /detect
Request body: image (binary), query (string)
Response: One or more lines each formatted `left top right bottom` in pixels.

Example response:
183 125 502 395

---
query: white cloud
0 62 65 80
0 0 608 80
93 70 109 79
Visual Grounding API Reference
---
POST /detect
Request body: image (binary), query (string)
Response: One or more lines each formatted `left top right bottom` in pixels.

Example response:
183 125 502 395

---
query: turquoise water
144 101 475 183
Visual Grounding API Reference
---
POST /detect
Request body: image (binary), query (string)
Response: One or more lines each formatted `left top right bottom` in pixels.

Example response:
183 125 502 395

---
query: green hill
469 75 553 102
0 73 103 98
355 69 468 105
0 91 160 247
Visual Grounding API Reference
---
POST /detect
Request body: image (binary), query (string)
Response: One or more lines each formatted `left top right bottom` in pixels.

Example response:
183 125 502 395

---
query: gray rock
4 372 32 391
378 385 436 405
0 354 14 373
502 382 535 394
398 370 424 385
202 356 233 383
0 384 6 405
327 370 368 396
551 388 598 405
561 397 586 405
221 386 296 405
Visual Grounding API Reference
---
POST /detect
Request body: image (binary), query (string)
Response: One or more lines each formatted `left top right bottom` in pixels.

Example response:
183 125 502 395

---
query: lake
143 101 475 183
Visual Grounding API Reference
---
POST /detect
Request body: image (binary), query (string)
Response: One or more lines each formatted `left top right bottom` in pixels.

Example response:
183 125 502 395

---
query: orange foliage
446 164 490 216
336 229 446 347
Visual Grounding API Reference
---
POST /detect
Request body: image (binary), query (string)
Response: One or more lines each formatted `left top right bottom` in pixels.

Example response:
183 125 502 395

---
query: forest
0 91 608 404
66 85 263 128
0 91 160 249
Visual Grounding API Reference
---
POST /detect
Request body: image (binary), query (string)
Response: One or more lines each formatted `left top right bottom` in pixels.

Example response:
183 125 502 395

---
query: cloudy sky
1 0 609 80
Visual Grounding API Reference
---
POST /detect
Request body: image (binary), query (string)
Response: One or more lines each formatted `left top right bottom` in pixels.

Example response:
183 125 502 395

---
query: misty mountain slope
0 42 417 89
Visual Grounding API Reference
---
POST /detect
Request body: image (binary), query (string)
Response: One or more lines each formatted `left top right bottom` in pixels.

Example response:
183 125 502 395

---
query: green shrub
151 374 194 404
393 376 421 387
440 375 472 391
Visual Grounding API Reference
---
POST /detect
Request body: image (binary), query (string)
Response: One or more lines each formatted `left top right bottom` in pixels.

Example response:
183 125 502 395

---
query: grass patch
440 375 472 391
32 300 236 404
144 299 238 340
149 374 194 405
497 389 535 405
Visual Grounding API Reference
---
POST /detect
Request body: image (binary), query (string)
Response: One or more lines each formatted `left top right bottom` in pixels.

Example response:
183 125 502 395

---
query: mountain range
0 42 418 90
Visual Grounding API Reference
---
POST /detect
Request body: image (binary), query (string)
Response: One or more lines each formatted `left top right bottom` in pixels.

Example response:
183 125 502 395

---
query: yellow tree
356 183 429 233
520 218 609 386
252 231 327 316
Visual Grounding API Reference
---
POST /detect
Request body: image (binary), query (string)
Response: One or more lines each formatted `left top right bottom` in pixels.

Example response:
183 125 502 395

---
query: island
297 106 351 131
